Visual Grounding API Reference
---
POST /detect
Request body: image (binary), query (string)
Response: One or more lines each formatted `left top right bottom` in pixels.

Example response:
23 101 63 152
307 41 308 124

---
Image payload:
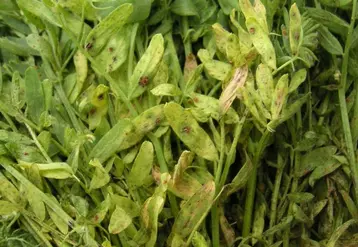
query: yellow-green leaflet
129 34 165 99
108 206 132 234
164 102 218 161
289 4 302 56
69 50 87 103
0 200 21 216
89 119 133 162
26 186 46 221
256 63 274 109
94 25 130 73
192 93 240 124
212 23 231 54
151 84 182 97
270 74 289 120
0 171 21 204
18 160 74 179
289 69 307 93
17 0 61 27
239 0 268 33
89 159 110 190
85 4 133 56
127 141 154 188
170 181 215 240
246 17 276 69
168 151 202 199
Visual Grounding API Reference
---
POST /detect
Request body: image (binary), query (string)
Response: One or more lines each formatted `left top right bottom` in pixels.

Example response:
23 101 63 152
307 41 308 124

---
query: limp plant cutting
1 0 358 246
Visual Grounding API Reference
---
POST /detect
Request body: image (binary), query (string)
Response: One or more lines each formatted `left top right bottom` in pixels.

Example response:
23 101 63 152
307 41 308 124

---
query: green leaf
271 74 289 120
0 200 21 215
68 50 87 103
85 3 133 56
298 146 337 177
256 63 274 109
221 155 253 200
289 69 307 93
164 102 219 161
129 34 165 99
94 26 130 73
318 26 344 55
318 0 351 8
90 194 110 224
309 161 341 186
170 181 215 242
89 159 110 190
327 219 357 247
193 93 240 124
17 0 61 27
151 84 182 97
246 17 276 69
90 119 134 162
19 160 74 179
170 0 199 16
0 171 21 204
25 67 45 124
127 141 154 188
168 151 202 199
108 206 132 234
287 192 315 203
26 186 46 221
0 37 39 56
289 4 302 56
47 195 68 234
305 8 349 37
111 194 140 218
26 33 55 66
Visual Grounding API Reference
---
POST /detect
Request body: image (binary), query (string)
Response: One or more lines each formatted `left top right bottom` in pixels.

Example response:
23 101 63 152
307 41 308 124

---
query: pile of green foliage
1 0 358 246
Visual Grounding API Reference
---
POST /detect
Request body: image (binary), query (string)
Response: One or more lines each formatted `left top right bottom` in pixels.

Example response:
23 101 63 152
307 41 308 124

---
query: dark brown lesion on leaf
294 32 300 41
139 76 149 87
89 108 96 115
98 94 104 100
85 42 93 50
182 126 191 134
108 47 114 52
249 27 255 34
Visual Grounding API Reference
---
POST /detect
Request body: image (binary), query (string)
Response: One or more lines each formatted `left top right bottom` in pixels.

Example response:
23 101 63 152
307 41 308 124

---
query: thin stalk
283 152 300 247
0 111 17 132
181 17 192 56
212 121 226 247
218 114 247 189
54 83 83 133
208 82 222 97
25 123 52 163
272 56 298 76
21 215 53 247
215 121 226 185
147 133 179 216
352 80 358 146
268 155 285 245
242 130 271 237
338 0 358 203
307 73 313 131
128 23 139 80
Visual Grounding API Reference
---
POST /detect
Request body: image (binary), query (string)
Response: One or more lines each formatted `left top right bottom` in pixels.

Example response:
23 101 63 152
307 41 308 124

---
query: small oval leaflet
164 102 219 161
85 4 133 56
246 17 276 69
108 206 132 234
127 141 154 188
129 34 165 99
